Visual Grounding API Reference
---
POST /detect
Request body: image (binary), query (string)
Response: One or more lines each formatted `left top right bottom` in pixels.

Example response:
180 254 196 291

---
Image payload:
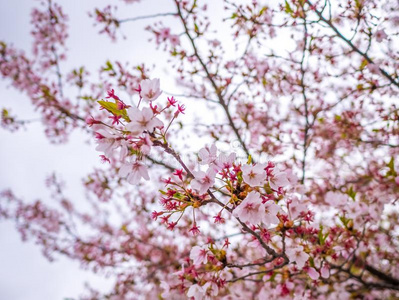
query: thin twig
175 1 252 159
306 0 399 88
118 12 176 23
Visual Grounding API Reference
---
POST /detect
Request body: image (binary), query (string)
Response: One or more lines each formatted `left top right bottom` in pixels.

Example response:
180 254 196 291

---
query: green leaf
359 59 368 70
97 100 129 121
387 157 397 177
194 23 200 34
387 157 395 172
285 0 293 13
318 225 329 245
103 60 114 71
347 186 356 200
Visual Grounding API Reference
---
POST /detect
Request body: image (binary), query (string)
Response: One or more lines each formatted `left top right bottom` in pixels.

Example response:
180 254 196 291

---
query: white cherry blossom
125 106 163 135
140 78 162 102
119 160 150 184
94 127 124 158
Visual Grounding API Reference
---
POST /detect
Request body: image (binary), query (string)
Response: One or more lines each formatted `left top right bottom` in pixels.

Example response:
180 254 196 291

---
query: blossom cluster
91 78 185 185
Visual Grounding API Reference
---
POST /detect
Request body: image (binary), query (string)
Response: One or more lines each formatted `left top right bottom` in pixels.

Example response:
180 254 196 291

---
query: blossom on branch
286 246 309 269
125 106 163 135
119 160 149 184
140 78 162 102
191 168 216 194
233 191 264 225
242 163 267 187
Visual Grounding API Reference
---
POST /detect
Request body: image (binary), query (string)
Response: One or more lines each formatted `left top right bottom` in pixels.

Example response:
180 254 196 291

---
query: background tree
1 0 398 299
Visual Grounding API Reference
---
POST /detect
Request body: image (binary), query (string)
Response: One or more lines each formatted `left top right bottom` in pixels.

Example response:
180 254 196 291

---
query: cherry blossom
307 267 320 280
232 191 264 224
191 168 216 194
202 281 219 298
269 170 292 191
190 246 208 266
94 127 123 158
125 106 163 135
119 160 149 184
288 197 308 219
286 246 309 269
321 265 330 279
241 163 267 187
198 144 217 165
325 191 348 207
187 284 205 300
140 78 162 102
214 152 236 170
375 29 388 42
262 200 280 226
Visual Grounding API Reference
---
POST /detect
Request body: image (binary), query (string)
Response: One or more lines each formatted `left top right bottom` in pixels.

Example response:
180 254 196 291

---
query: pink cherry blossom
241 163 267 187
169 34 180 47
375 29 387 42
125 106 163 135
119 160 150 184
190 246 208 265
269 170 291 190
325 191 347 207
203 281 219 298
286 246 309 269
307 267 320 280
321 265 330 278
3 1 399 299
187 284 205 300
94 127 127 158
198 144 218 165
214 152 236 170
262 201 280 226
140 78 162 102
289 197 308 219
95 128 118 157
233 191 264 224
191 168 216 194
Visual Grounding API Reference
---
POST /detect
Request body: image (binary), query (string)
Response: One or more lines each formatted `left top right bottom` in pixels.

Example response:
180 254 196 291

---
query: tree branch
306 0 399 88
174 1 252 159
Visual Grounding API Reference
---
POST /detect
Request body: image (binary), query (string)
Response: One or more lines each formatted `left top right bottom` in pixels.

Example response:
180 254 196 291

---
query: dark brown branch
228 260 289 283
